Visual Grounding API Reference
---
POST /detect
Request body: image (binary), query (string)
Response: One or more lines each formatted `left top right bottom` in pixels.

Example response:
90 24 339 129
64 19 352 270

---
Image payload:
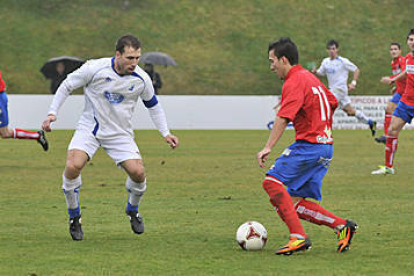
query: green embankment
0 0 413 95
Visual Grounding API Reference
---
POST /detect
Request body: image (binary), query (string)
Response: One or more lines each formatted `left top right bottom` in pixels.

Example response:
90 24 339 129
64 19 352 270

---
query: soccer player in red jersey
375 43 406 144
0 70 48 150
257 37 358 255
372 29 414 175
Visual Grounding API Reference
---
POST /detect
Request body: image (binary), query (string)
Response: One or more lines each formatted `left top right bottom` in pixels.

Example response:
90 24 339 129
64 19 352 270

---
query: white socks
355 110 369 124
126 177 147 206
62 174 82 209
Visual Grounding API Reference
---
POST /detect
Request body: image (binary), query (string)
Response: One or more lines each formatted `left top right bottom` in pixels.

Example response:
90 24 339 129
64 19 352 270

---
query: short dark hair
407 29 414 40
268 37 299 65
390 42 401 49
116 35 141 54
326 39 339 49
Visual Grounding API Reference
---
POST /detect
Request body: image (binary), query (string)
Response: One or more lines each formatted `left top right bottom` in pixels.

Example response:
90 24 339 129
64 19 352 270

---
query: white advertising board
6 95 413 130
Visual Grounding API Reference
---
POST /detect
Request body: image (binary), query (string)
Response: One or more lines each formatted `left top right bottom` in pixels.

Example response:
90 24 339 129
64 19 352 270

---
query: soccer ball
236 221 267 250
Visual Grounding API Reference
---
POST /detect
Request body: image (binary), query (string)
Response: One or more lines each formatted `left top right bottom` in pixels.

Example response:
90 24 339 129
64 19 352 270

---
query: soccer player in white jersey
42 35 179 240
313 40 376 136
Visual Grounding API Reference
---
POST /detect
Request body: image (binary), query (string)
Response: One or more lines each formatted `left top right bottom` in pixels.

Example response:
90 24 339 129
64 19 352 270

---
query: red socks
263 176 348 234
385 135 398 168
13 128 40 140
262 176 307 239
384 114 392 136
295 198 346 229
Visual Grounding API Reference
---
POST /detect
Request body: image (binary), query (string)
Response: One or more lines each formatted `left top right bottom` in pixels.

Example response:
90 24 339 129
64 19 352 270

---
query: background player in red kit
375 43 406 144
257 37 358 255
372 29 414 175
0 70 48 150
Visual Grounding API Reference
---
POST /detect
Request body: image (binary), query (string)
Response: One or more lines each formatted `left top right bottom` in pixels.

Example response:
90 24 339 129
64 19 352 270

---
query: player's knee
128 167 146 183
346 108 356 116
385 104 395 114
388 127 399 136
65 159 85 177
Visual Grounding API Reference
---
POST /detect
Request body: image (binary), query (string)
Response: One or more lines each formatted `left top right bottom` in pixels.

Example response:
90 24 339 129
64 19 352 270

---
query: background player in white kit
313 39 376 136
42 35 179 240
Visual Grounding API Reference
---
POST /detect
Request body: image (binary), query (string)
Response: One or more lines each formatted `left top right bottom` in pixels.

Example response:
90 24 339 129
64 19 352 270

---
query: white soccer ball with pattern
236 221 267 250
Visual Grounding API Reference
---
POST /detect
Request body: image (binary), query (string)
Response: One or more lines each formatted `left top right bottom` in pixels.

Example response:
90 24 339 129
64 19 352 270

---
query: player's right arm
313 60 326 77
42 61 94 132
381 70 407 85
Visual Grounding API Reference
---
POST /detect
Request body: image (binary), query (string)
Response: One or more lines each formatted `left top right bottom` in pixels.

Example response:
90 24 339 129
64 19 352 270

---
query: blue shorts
390 92 402 104
393 101 414 124
266 141 333 201
0 92 9 128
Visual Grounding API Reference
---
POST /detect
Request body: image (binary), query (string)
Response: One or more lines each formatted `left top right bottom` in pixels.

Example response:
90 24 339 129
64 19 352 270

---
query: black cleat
126 211 144 234
374 135 386 144
368 120 377 137
69 216 83 241
337 220 358 253
37 130 49 151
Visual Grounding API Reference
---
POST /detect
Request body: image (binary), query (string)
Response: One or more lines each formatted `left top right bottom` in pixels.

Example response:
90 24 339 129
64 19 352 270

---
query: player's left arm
141 77 178 149
257 116 289 167
345 58 359 91
257 82 303 167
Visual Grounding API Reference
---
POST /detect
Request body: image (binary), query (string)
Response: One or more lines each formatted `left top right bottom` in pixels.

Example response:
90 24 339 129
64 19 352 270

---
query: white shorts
68 130 142 167
331 88 351 110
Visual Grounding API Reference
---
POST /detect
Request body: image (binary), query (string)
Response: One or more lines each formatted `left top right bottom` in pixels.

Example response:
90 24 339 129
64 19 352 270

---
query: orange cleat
276 237 312 255
337 220 358 253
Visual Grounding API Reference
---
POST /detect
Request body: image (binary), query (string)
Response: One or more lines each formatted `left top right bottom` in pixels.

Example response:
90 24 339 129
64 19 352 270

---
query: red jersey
0 71 6 92
401 54 414 106
390 55 406 95
277 65 338 144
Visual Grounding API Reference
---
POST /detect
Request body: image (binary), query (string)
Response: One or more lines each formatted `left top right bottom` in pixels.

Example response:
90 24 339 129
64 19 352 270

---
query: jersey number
312 86 331 121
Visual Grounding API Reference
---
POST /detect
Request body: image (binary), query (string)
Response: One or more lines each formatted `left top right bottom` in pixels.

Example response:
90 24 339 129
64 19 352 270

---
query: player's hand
257 147 271 168
165 134 179 149
348 83 356 91
42 114 56 132
381 76 393 85
311 67 317 74
390 86 397 95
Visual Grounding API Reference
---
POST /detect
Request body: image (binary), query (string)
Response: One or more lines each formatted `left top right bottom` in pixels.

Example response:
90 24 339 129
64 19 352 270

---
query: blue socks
68 206 81 218
126 202 138 213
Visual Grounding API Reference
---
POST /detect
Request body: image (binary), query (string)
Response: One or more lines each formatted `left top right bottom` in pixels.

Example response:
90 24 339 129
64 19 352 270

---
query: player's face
269 50 286 79
407 35 414 52
390 45 401 59
327 46 338 59
115 46 141 75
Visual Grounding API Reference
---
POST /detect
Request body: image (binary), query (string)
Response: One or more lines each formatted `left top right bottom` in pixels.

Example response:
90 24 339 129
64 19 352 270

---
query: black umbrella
40 56 84 79
139 52 177 66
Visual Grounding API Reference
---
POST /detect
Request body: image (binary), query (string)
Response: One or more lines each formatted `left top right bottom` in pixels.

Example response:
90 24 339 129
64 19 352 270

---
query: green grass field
1 130 414 275
1 0 414 96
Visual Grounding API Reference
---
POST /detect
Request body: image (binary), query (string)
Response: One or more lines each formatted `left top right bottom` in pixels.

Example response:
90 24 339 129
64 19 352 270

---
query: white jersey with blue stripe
317 56 357 93
49 57 160 139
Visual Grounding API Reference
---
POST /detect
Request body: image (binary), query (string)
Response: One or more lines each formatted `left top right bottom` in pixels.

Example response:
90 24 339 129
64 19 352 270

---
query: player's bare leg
0 126 13 138
343 104 376 136
63 150 89 240
0 126 48 151
121 158 146 235
372 116 405 175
